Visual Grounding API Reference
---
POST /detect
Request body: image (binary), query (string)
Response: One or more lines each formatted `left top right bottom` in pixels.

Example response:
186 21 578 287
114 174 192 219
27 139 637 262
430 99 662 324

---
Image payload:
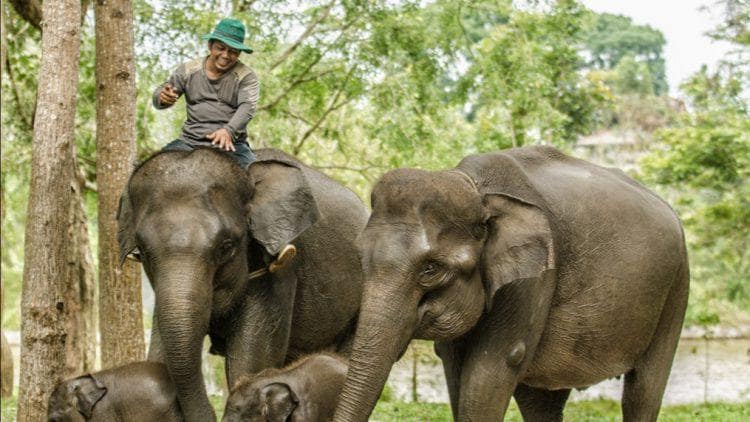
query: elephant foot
270 244 297 273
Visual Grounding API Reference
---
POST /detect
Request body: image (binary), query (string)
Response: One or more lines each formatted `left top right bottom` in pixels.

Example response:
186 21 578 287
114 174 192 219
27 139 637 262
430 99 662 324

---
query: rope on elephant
247 267 269 281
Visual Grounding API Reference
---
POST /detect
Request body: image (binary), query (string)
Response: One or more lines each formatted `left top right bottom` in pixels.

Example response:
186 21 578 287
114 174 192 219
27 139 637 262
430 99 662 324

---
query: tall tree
95 0 144 366
584 12 668 95
4 0 97 376
16 0 82 419
64 166 97 373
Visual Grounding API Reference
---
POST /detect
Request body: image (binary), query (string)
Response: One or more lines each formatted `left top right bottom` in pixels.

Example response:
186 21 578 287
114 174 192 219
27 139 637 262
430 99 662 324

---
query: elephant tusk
269 244 297 273
247 244 298 281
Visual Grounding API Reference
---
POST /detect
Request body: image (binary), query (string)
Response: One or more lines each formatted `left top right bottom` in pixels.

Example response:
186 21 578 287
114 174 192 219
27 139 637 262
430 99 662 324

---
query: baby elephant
47 361 182 422
223 353 347 422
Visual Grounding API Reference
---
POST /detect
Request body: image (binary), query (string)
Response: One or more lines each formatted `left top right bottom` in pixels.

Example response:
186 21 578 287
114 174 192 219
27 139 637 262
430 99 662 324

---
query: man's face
208 40 240 73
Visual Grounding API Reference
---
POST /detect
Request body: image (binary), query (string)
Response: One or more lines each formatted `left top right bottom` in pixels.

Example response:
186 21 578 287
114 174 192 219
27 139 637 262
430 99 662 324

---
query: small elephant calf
223 353 348 422
47 361 182 422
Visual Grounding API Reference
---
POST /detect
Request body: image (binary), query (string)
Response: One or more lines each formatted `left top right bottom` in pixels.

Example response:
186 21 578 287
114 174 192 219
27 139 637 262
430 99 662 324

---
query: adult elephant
117 147 368 421
333 146 689 422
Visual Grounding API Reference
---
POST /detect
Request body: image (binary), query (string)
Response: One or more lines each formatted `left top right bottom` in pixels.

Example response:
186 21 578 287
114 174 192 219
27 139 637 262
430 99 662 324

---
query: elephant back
457 146 684 268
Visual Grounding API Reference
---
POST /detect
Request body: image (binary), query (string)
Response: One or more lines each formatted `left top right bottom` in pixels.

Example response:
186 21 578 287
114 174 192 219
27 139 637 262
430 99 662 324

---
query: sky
580 0 733 96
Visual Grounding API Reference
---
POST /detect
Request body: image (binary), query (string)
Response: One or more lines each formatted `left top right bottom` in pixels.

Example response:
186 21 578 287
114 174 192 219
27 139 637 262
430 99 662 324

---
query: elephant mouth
414 304 451 341
415 295 482 341
414 314 454 341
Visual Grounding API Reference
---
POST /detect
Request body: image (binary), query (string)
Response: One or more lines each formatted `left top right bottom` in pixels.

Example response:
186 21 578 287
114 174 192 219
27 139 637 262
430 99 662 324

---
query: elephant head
48 374 107 422
117 148 319 421
223 381 299 422
333 164 554 421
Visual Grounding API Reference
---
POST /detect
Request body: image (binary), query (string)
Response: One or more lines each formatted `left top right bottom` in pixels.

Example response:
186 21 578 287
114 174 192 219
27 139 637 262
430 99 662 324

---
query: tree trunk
16 0 81 419
95 0 144 367
64 166 97 374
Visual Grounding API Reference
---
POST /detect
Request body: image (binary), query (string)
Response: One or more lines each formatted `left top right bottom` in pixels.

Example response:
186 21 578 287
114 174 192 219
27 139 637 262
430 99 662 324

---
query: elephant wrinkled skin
47 362 182 422
333 146 689 422
223 352 347 422
117 148 368 421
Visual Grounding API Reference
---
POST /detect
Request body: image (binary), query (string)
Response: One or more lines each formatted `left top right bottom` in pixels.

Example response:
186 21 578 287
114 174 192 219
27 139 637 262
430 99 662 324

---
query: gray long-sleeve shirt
153 56 260 145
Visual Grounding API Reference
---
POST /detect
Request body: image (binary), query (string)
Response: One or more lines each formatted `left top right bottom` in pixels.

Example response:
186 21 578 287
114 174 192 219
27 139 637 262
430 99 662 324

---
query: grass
370 399 750 421
2 391 748 421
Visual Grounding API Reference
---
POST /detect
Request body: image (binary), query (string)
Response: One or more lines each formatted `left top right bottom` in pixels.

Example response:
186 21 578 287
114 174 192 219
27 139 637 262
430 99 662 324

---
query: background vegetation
5 0 746 330
1 0 748 415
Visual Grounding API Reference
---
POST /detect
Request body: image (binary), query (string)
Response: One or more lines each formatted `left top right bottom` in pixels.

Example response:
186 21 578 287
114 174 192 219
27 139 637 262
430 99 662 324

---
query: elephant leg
622 265 689 422
434 340 466 420
456 272 555 422
513 384 570 422
225 270 298 387
147 314 165 362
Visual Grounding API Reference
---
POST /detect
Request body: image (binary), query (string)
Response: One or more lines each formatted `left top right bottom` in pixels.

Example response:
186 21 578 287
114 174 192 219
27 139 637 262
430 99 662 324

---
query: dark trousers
162 138 257 169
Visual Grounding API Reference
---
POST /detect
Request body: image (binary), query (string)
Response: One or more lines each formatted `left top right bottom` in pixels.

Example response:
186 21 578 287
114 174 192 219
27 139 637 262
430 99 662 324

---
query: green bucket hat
202 18 253 54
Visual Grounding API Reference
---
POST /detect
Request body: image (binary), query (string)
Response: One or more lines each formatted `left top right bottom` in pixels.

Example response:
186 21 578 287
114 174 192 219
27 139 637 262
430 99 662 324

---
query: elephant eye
420 261 441 277
418 260 455 290
219 239 236 259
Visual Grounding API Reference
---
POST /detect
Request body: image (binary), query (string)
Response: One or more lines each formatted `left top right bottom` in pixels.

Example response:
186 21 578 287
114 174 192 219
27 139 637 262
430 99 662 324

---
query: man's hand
159 84 179 107
206 128 235 151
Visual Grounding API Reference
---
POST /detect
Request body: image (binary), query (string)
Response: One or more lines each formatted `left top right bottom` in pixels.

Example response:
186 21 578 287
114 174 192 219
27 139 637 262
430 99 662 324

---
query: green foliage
457 0 606 146
584 12 668 94
209 394 225 420
371 399 750 421
580 11 673 134
613 54 654 96
1 394 18 421
1 0 746 332
706 0 750 47
0 175 27 329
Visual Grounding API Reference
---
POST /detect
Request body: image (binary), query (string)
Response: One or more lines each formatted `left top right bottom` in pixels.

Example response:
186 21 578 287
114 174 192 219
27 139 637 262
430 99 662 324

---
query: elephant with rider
118 147 368 421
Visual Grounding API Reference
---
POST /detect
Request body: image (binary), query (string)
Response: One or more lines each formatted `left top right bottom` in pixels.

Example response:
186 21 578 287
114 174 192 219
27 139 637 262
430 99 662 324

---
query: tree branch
292 67 356 155
9 0 41 30
10 0 89 31
269 0 335 71
456 3 476 60
279 108 313 125
260 11 364 113
258 66 335 112
234 0 259 14
4 54 33 131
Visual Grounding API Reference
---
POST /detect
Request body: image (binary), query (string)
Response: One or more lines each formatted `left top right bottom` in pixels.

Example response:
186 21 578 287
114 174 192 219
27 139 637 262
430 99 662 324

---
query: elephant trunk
153 260 215 422
333 280 419 422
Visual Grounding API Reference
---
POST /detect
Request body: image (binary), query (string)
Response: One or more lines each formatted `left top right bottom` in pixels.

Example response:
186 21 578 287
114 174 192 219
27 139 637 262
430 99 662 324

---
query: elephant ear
247 159 320 255
480 193 555 311
260 382 299 422
116 186 139 265
73 374 107 419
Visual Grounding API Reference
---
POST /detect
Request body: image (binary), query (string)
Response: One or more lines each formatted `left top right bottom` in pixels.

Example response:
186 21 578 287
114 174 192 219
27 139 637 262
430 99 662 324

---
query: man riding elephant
118 147 368 421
